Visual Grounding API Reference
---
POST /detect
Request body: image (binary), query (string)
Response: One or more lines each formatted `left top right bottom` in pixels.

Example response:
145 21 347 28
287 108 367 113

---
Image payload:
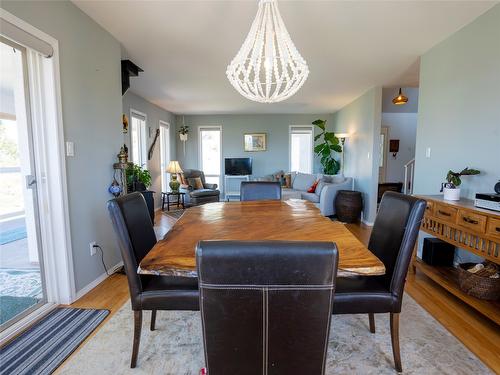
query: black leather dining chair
107 192 199 368
240 181 282 201
332 192 426 372
196 240 339 375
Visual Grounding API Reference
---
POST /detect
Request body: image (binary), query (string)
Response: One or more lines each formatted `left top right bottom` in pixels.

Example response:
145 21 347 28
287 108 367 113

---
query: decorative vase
335 190 363 223
443 187 461 201
170 174 180 193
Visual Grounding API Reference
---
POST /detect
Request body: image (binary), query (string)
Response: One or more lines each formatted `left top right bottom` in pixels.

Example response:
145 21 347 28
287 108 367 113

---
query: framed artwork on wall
244 133 267 152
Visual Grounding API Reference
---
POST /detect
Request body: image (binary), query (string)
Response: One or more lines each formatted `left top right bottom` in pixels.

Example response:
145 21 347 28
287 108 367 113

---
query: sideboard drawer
486 217 500 240
434 204 457 222
457 210 487 233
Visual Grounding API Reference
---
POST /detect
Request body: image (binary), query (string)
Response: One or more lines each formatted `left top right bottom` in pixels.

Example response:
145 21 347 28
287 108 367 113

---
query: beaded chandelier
226 0 309 103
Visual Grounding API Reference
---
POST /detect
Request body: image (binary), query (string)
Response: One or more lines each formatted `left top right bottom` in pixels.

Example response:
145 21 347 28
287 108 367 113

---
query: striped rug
0 308 109 375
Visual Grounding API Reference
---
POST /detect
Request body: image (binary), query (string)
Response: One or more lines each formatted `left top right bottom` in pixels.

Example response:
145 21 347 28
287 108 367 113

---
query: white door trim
159 120 170 192
0 9 75 336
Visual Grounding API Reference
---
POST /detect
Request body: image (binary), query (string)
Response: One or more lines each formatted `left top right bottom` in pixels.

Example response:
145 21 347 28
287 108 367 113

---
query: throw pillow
307 180 319 193
292 172 316 191
315 179 327 197
187 177 204 190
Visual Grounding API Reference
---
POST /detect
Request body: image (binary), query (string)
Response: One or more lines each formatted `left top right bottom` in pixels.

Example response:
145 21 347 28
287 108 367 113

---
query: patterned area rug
0 308 109 375
162 209 184 220
59 295 491 374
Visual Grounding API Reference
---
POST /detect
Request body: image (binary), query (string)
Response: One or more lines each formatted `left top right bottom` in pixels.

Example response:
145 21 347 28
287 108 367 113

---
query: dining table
138 199 385 278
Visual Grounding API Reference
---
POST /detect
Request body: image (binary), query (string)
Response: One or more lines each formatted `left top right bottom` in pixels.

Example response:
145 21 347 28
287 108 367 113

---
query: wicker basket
457 263 500 300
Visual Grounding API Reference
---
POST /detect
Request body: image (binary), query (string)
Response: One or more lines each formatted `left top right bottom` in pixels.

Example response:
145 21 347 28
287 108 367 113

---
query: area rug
0 268 43 299
0 308 109 375
58 295 491 375
162 209 184 220
0 226 27 245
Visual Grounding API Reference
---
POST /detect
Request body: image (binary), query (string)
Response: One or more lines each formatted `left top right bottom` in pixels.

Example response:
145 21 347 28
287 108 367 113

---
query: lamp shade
166 161 183 174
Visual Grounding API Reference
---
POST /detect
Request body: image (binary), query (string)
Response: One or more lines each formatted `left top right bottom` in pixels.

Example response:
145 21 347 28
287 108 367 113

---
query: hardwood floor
61 214 499 373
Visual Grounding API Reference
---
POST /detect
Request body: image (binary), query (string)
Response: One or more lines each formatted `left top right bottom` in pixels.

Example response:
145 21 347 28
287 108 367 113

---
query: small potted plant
126 163 152 192
441 167 480 201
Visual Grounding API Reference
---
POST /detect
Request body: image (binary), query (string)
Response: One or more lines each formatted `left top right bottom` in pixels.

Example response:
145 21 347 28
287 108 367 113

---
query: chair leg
131 310 142 368
390 312 402 373
150 309 157 331
368 313 376 333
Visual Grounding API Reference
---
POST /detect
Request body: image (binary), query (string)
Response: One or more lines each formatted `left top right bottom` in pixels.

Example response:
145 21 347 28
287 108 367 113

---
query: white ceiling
73 1 496 114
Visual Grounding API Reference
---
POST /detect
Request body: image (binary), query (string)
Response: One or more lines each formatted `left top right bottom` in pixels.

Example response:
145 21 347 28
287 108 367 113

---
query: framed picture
244 133 267 152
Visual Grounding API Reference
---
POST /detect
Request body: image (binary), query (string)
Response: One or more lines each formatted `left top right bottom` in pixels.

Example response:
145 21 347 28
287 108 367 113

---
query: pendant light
392 88 408 105
226 0 309 103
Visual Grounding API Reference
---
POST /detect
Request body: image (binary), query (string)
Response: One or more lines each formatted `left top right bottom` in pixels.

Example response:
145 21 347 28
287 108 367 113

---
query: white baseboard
74 261 123 302
361 219 374 227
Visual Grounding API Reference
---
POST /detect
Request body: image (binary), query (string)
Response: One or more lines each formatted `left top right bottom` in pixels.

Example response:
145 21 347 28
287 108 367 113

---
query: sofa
179 169 220 206
283 172 353 216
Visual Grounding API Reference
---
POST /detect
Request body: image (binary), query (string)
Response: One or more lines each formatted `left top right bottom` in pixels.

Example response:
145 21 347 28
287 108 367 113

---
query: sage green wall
122 91 176 208
331 87 382 224
174 114 334 185
414 4 500 198
2 1 123 293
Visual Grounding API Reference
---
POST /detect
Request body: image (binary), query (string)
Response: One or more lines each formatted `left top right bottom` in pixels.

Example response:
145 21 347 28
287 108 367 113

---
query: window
199 126 222 189
159 121 170 192
130 110 147 167
289 126 314 174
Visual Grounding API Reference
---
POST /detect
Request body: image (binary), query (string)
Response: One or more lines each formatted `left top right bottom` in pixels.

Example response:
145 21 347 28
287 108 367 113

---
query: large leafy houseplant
126 163 152 192
312 119 342 175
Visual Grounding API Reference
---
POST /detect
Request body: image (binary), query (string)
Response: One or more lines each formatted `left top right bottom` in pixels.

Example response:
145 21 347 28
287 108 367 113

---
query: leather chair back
368 192 426 306
107 192 157 309
196 240 338 375
240 181 282 201
181 169 207 186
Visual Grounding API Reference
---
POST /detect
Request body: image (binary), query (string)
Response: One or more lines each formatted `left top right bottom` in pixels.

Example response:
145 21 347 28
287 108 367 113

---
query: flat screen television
225 158 252 176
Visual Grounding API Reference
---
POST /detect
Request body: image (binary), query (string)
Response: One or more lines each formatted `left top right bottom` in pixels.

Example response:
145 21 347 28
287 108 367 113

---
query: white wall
2 1 123 293
382 112 417 183
331 87 382 224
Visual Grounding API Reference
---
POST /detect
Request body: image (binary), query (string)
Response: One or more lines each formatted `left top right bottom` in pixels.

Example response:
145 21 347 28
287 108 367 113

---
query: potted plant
179 125 189 142
312 119 342 175
126 163 152 192
441 167 480 201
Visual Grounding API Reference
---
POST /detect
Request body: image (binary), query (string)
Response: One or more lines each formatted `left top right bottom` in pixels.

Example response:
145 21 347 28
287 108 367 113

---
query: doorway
0 38 47 329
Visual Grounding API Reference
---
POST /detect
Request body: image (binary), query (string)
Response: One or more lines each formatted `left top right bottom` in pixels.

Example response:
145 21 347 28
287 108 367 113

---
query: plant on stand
126 163 152 192
441 167 480 201
312 119 342 175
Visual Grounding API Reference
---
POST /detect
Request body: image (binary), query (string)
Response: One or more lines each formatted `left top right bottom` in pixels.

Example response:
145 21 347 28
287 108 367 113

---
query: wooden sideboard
412 195 500 325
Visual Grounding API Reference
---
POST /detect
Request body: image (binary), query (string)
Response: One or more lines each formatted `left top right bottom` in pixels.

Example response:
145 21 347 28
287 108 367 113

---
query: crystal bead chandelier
226 0 309 103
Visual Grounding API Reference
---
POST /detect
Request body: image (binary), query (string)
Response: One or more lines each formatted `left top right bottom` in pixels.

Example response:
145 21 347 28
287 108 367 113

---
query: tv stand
224 175 250 201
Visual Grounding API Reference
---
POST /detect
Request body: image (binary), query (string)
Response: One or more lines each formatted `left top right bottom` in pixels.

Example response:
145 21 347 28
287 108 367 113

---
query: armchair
179 169 220 206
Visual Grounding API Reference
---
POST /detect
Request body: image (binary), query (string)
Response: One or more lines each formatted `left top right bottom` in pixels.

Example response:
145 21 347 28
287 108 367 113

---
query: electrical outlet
89 241 97 256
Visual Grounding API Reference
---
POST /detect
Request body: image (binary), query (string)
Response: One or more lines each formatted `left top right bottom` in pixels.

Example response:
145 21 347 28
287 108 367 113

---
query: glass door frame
198 125 223 194
0 36 48 331
289 125 314 174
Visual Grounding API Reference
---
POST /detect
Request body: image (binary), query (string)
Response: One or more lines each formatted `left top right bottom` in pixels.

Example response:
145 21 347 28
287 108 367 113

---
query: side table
162 192 186 211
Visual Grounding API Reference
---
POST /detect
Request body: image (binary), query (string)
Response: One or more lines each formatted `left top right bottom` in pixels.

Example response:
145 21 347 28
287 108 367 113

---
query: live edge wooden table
139 200 385 278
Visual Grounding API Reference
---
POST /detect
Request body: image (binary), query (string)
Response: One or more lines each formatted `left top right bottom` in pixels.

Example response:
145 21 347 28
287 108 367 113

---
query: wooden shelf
413 258 500 325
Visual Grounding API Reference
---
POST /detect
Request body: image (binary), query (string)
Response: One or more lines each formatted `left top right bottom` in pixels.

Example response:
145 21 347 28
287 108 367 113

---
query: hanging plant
312 119 342 175
179 125 189 141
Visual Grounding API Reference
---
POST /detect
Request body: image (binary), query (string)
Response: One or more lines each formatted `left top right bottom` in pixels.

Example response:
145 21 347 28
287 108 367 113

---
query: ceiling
73 1 496 115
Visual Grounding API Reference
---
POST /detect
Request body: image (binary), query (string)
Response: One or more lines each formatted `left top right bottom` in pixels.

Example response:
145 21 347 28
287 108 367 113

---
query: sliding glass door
159 121 170 192
0 38 46 329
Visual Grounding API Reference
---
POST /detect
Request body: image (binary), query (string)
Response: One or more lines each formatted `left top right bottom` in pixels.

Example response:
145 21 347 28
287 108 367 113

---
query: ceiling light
392 88 408 105
226 0 309 103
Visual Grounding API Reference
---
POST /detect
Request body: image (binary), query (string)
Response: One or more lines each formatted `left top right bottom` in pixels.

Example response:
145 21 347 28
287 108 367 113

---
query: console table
412 195 500 324
224 175 250 201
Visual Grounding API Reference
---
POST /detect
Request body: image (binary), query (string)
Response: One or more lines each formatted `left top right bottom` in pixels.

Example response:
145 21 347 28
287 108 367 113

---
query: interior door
0 38 47 330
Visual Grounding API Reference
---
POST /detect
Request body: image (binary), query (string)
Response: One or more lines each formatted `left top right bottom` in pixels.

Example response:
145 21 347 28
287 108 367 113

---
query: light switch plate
66 141 74 157
425 147 431 158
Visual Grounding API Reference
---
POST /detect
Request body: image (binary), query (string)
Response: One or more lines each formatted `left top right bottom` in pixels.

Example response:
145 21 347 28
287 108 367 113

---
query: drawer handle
496 227 500 233
463 217 479 225
438 210 451 217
